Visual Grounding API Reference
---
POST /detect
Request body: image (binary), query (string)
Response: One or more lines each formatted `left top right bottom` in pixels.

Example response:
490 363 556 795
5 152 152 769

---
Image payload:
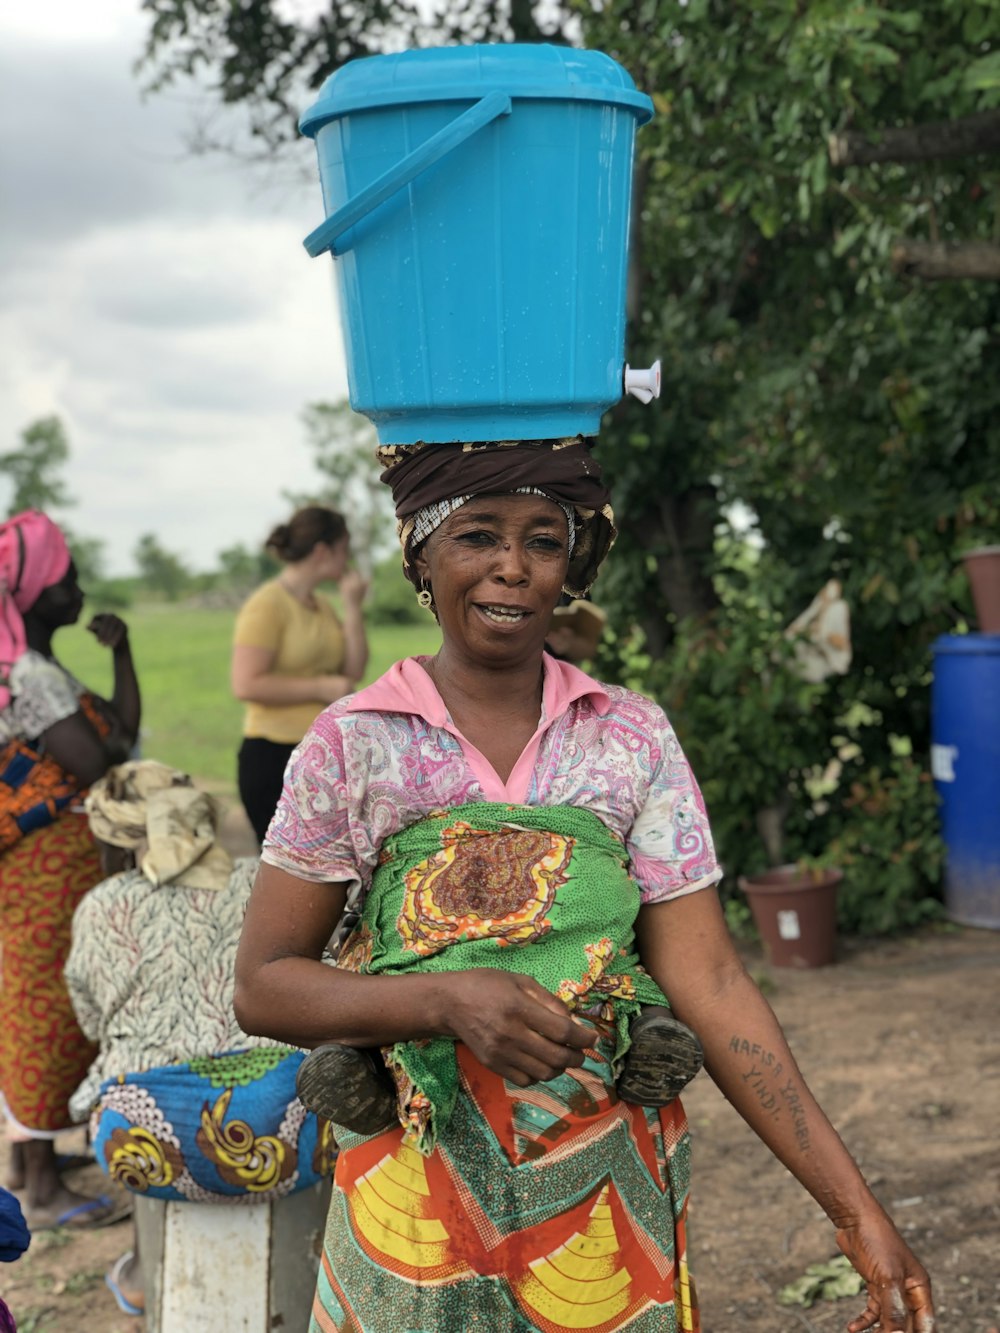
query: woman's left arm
337 570 370 681
636 890 935 1333
88 613 141 745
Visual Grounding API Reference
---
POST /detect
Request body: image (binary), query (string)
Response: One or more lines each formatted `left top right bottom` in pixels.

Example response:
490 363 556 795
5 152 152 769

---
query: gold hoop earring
416 582 433 611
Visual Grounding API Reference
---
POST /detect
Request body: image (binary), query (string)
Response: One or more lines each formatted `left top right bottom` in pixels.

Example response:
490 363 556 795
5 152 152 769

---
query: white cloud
0 8 351 575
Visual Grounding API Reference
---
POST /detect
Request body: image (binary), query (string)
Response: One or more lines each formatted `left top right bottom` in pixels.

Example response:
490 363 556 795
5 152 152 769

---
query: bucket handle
303 90 513 258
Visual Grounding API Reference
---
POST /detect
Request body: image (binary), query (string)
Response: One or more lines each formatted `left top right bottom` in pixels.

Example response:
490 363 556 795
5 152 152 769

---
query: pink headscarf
0 510 72 710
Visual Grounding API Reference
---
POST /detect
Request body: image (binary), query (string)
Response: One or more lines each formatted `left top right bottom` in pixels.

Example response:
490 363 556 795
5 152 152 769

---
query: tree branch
828 111 1000 167
890 239 1000 281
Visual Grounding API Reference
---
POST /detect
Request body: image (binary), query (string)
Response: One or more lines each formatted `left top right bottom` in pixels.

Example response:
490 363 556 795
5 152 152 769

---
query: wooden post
828 111 1000 167
134 1180 332 1332
890 240 1000 281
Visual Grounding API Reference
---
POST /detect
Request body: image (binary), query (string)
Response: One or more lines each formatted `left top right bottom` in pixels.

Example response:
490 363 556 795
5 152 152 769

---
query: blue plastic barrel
931 634 1000 928
299 45 653 445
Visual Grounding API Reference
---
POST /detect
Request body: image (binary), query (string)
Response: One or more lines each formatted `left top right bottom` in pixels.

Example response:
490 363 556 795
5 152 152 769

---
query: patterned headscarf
378 437 616 597
0 510 72 709
85 761 233 892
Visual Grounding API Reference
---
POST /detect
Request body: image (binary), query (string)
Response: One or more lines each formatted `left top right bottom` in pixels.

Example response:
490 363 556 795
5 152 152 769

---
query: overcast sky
0 0 351 575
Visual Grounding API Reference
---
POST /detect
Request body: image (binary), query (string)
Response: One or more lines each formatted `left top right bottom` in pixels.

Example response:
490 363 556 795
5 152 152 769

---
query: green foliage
64 530 106 588
778 1254 865 1308
1 416 112 607
85 578 135 612
290 401 396 572
1 415 73 515
723 894 756 942
214 542 280 597
133 531 191 600
820 752 945 935
366 553 427 626
138 0 574 150
648 596 833 879
583 0 999 932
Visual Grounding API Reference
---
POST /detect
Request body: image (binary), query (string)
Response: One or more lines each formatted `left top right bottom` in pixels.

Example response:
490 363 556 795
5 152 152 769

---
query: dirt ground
2 918 998 1333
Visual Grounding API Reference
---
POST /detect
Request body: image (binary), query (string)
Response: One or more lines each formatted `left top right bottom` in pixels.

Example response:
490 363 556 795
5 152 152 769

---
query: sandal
56 1151 94 1174
616 1007 704 1107
296 1045 398 1136
106 1251 145 1316
27 1192 132 1232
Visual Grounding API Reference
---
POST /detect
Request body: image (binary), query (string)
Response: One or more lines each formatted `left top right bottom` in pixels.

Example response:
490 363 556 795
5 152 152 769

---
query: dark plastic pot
738 865 843 968
962 546 1000 634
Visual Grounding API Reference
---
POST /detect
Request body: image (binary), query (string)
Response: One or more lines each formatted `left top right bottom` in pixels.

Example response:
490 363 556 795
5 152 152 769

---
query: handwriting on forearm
729 1036 783 1076
728 1035 811 1153
779 1078 811 1153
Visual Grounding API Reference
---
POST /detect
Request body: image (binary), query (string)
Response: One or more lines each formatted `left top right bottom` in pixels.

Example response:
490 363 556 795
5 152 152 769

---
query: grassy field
57 603 442 792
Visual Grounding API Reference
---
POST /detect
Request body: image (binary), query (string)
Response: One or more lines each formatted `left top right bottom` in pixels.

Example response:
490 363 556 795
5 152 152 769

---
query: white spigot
623 359 661 404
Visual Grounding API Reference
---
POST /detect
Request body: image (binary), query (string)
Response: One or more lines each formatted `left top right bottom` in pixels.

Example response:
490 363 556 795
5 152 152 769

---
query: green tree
1 416 108 595
289 401 396 575
134 532 191 601
215 542 279 594
581 2 1000 901
0 416 74 515
140 2 1000 924
138 0 566 151
64 531 106 588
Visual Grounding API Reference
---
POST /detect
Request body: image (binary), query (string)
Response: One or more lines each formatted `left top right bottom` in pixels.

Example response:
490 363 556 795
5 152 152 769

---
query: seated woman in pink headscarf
0 509 141 1229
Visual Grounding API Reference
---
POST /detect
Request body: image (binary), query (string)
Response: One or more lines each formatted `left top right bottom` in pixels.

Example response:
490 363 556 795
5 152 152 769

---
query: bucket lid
933 632 1000 655
300 43 654 138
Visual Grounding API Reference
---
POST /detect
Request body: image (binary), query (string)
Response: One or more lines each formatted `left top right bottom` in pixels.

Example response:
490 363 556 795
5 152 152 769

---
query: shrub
820 755 945 935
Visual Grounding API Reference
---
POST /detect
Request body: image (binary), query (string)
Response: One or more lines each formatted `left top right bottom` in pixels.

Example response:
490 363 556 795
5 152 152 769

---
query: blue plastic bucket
300 45 653 445
931 633 1000 929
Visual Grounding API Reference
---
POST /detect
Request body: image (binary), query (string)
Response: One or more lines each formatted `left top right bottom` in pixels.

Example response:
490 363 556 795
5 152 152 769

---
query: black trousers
237 737 297 846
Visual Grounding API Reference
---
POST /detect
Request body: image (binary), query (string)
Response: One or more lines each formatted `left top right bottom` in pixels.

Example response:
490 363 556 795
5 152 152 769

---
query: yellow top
233 579 346 743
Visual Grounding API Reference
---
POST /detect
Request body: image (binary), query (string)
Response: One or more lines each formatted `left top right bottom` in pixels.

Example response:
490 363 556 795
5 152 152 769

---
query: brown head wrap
378 437 616 596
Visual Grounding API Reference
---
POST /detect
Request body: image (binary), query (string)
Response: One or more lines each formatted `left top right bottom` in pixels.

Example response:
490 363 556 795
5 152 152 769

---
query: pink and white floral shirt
263 655 721 915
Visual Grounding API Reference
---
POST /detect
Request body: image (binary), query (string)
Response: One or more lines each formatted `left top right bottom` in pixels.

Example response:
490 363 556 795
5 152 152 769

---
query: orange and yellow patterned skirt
0 813 100 1134
311 1036 699 1333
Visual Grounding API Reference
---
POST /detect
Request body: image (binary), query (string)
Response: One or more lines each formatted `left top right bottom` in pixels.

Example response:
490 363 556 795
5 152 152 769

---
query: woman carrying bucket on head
234 42 934 1333
234 447 933 1333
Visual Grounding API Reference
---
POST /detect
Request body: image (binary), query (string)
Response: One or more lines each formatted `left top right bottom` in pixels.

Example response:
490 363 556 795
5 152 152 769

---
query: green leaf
963 51 1000 91
778 1255 865 1308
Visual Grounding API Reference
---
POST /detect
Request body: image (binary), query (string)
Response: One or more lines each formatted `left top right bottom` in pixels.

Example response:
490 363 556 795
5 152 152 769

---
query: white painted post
134 1180 331 1332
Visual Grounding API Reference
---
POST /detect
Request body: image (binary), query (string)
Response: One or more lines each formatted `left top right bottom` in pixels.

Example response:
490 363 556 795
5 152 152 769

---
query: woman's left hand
87 613 130 653
836 1209 935 1332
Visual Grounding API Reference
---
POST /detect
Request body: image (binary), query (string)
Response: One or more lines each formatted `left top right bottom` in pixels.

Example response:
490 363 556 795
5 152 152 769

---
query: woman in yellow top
231 506 369 844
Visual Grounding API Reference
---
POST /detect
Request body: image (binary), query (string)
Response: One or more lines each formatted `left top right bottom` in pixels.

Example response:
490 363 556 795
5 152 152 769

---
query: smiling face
413 494 570 668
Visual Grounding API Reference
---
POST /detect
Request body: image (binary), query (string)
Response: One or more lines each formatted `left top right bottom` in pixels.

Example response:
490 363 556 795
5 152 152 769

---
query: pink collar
345 653 611 729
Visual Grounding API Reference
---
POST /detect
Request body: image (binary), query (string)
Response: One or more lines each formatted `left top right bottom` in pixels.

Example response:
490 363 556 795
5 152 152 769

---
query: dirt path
3 923 998 1332
685 926 1000 1332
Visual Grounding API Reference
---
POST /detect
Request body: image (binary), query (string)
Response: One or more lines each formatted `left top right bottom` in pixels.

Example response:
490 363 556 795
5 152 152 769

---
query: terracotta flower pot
962 546 1000 634
738 864 843 968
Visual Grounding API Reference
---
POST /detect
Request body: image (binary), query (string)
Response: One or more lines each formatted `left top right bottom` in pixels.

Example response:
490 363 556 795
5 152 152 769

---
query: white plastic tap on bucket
300 44 655 445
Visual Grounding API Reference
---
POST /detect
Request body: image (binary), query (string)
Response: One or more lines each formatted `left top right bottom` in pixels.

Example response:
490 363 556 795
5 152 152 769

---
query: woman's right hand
439 970 593 1085
318 674 357 704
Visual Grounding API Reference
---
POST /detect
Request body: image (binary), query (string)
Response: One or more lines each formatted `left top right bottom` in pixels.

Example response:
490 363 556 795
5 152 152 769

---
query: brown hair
264 506 347 564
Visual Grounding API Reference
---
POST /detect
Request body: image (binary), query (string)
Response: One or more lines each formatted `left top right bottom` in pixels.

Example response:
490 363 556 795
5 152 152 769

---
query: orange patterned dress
0 812 101 1132
0 653 107 1134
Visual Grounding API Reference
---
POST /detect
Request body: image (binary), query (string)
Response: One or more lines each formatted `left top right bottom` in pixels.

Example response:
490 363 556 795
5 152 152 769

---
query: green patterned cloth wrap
338 802 669 1153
